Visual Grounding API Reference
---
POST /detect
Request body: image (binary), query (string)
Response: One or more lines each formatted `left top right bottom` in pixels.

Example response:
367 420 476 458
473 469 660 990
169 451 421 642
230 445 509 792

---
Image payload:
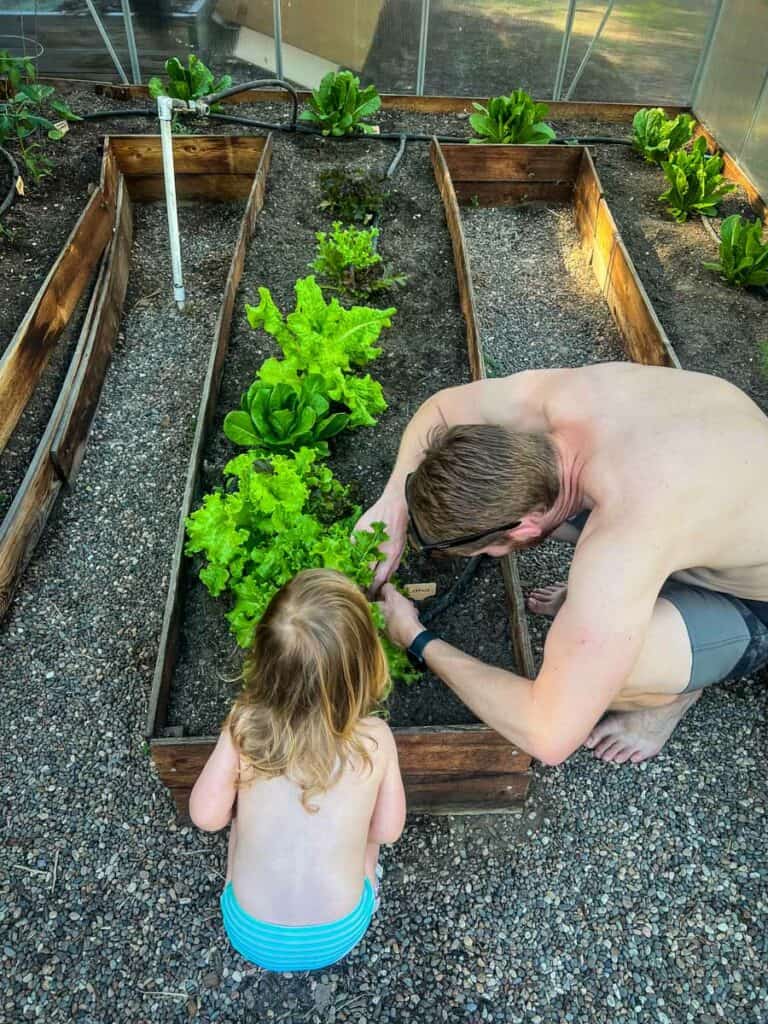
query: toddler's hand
376 584 423 649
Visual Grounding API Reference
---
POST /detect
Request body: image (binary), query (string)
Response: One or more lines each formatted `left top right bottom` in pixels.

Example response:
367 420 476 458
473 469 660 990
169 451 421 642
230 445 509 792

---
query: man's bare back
362 363 768 767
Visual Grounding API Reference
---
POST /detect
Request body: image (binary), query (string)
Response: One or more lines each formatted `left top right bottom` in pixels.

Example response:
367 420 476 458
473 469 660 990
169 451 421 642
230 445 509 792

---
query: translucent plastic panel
695 0 768 157
564 0 718 105
420 0 571 98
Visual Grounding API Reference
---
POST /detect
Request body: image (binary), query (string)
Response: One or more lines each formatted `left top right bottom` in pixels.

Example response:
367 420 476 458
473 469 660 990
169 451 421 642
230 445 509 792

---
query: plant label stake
157 94 186 310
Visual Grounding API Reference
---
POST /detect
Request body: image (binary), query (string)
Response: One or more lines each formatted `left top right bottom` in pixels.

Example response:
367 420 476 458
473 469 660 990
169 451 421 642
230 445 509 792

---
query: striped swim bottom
220 879 376 972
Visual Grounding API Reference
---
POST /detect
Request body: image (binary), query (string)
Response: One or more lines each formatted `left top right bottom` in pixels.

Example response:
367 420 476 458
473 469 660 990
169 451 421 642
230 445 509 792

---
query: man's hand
377 584 424 649
354 489 409 595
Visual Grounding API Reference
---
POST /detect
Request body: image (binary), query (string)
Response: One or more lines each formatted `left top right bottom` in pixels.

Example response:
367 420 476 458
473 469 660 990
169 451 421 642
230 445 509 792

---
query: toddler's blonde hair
227 569 390 811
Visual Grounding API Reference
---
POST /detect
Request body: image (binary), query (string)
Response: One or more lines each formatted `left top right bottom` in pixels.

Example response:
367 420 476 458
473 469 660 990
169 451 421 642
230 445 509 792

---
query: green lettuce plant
469 90 555 145
632 108 696 164
185 447 415 682
223 375 349 453
659 137 735 223
311 221 407 300
703 214 768 288
148 55 231 106
246 275 393 428
299 70 381 136
319 167 389 225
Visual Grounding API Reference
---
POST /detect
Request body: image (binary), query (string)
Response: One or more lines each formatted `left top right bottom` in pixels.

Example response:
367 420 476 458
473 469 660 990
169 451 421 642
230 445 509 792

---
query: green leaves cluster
469 90 555 145
311 221 406 300
658 137 734 223
0 60 80 183
223 376 349 453
703 214 768 288
246 275 392 429
185 447 415 681
148 55 232 106
319 167 389 225
632 108 696 164
300 71 381 137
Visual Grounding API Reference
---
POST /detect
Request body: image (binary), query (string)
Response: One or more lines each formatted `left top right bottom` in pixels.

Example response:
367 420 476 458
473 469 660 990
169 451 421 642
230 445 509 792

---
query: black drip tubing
0 145 20 219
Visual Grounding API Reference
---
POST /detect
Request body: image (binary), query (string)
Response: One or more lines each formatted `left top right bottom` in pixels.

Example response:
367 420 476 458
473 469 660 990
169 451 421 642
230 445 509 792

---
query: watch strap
407 629 437 666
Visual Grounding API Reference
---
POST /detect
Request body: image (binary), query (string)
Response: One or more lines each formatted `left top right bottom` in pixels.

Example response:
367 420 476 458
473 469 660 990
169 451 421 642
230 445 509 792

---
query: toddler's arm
367 724 406 845
189 728 239 832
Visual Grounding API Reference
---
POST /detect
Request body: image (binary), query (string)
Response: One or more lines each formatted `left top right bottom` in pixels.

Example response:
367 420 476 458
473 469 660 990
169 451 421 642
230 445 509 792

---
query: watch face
406 648 425 670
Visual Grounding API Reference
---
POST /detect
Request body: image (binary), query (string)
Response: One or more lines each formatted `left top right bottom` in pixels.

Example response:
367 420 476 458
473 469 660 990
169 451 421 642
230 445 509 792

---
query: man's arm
357 374 545 589
379 531 665 763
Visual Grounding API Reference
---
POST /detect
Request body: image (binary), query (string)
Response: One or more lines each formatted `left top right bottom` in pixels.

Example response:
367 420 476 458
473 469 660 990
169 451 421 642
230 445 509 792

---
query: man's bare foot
584 691 702 764
528 582 568 618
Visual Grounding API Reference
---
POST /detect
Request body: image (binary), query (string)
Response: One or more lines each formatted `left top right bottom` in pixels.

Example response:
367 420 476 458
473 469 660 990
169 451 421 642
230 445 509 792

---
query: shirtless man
359 362 768 765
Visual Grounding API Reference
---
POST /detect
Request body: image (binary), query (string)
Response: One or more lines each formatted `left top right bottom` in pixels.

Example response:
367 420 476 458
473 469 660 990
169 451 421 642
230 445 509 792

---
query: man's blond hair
408 424 559 555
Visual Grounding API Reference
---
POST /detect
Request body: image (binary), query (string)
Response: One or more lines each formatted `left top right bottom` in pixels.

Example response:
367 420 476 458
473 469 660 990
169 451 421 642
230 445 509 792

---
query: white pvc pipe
157 95 186 310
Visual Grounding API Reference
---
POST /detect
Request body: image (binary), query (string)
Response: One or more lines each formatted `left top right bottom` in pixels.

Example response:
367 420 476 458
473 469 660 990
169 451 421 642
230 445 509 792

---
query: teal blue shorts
220 879 376 972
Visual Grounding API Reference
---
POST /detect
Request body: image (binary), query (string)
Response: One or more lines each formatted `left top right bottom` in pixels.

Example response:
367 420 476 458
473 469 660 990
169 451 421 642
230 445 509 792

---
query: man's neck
543 433 589 530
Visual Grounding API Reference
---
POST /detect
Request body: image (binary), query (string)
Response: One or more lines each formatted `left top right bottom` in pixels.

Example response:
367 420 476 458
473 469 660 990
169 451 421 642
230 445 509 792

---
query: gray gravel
1 111 767 1024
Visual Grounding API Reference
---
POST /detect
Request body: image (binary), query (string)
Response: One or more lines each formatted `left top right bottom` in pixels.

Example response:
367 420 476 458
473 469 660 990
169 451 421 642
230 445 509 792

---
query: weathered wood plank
108 135 267 177
0 184 127 618
49 182 133 484
500 553 536 681
438 144 582 184
573 148 603 252
145 135 273 741
0 152 118 452
125 173 258 203
453 181 574 207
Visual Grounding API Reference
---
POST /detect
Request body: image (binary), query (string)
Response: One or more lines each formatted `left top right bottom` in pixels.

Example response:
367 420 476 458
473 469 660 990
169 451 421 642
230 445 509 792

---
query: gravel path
1 117 767 1023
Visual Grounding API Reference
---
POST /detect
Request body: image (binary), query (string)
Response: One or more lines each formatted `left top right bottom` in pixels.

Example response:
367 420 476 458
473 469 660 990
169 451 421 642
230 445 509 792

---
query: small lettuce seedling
703 214 768 288
300 70 381 136
148 55 231 106
319 167 389 225
658 137 734 223
223 376 349 453
311 222 407 300
632 108 696 164
469 90 555 145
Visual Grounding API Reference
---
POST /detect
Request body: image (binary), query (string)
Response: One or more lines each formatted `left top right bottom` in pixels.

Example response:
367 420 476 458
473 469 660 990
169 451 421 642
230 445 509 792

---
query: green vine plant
469 90 555 145
703 214 768 288
631 107 696 164
311 222 407 301
299 70 381 137
658 137 735 223
319 167 389 225
0 55 80 183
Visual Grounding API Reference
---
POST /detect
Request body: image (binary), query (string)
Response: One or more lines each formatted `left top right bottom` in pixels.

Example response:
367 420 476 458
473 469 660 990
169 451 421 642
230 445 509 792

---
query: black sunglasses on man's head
404 472 522 553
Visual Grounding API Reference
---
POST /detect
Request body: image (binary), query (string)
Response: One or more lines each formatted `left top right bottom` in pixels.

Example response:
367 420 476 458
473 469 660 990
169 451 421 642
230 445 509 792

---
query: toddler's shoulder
357 715 397 760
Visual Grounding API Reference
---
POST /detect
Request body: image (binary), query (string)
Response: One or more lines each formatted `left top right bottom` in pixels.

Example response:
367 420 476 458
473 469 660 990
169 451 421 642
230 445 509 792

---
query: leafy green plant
246 275 393 428
148 55 232 107
223 375 349 453
631 107 696 164
0 85 80 182
311 221 406 300
319 167 389 225
0 50 36 96
185 446 415 681
469 90 555 145
702 214 768 288
658 137 735 223
299 70 381 137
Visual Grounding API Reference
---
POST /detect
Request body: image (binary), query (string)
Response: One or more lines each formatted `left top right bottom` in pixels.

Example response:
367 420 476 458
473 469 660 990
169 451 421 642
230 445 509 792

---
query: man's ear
507 515 544 544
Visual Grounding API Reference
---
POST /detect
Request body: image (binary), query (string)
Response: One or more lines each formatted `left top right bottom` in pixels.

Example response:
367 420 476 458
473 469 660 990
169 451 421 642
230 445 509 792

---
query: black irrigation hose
421 555 485 627
203 78 300 128
0 145 20 218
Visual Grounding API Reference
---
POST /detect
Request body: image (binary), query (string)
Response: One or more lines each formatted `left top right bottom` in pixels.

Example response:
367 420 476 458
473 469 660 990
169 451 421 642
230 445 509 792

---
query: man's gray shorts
566 510 768 691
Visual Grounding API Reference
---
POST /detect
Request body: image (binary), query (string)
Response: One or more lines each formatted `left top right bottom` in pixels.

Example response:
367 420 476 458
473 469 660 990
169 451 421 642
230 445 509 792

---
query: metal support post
273 0 284 83
416 0 430 97
564 0 616 101
84 0 129 85
121 0 142 84
553 0 577 101
157 95 186 310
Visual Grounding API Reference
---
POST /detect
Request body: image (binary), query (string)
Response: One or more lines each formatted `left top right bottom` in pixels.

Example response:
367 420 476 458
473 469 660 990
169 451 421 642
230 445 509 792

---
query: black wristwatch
407 629 437 669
